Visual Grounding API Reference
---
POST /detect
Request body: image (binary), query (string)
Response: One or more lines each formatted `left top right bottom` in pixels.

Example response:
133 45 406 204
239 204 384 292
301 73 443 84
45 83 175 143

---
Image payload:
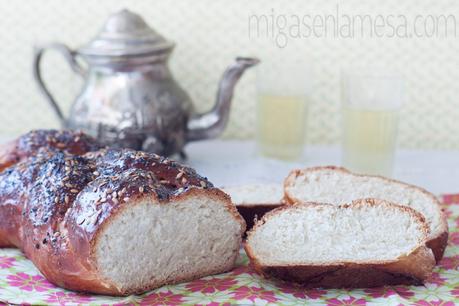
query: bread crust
0 130 245 296
0 129 102 173
283 166 448 262
245 200 436 288
245 248 433 288
235 203 282 232
222 185 284 231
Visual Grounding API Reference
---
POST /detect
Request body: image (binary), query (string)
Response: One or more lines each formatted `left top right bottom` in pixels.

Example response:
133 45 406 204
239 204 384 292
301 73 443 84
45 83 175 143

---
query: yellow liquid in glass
342 107 399 176
257 95 307 160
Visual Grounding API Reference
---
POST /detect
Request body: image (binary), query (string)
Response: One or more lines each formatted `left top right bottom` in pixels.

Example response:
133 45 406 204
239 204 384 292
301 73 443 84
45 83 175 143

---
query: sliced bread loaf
284 166 448 261
245 199 435 288
0 144 246 295
222 184 283 230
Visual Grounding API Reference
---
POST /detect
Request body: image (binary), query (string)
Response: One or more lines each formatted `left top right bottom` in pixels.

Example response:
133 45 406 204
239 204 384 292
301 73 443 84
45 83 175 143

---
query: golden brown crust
0 140 19 173
426 230 449 262
244 200 436 288
283 165 449 261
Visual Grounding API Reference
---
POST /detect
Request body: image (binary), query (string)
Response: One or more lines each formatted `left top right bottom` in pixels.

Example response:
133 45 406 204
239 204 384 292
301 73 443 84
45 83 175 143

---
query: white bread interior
223 183 283 206
247 201 428 264
94 193 243 294
284 167 446 251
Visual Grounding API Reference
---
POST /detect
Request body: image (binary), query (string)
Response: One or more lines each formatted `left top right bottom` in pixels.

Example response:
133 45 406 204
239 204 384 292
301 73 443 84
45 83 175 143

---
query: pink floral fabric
6 272 54 292
0 194 458 305
0 256 15 269
45 291 94 305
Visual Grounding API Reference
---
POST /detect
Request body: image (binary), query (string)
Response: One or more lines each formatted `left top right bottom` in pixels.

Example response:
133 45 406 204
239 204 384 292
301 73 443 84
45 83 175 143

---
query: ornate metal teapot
33 9 258 157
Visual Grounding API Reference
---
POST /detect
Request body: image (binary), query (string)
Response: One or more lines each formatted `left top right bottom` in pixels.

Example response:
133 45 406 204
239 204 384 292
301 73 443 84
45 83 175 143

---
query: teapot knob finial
103 9 150 34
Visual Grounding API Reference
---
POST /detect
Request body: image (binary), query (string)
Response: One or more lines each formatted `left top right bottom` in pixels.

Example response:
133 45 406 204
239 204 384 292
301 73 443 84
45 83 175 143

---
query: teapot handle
33 43 86 125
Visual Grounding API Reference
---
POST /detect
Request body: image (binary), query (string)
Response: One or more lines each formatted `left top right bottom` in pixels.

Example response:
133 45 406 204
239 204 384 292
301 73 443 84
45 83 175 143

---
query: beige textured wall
0 0 458 148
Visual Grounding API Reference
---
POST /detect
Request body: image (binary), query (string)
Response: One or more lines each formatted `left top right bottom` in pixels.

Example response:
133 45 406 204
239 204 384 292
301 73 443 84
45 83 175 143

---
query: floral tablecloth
1 195 458 306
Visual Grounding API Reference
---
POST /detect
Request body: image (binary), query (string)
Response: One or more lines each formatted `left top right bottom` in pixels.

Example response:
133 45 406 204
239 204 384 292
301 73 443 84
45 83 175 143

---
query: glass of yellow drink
256 59 310 160
341 69 403 176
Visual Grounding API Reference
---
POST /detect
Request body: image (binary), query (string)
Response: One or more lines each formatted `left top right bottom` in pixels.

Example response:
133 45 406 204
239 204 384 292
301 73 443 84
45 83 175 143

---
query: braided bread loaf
0 130 245 295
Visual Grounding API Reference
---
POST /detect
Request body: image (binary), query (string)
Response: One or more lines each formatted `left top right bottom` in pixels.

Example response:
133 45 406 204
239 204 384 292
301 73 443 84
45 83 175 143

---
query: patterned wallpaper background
0 0 458 148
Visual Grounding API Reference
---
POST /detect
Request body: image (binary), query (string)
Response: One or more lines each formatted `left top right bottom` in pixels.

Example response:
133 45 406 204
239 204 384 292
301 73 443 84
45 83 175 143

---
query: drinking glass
256 59 310 160
341 68 403 176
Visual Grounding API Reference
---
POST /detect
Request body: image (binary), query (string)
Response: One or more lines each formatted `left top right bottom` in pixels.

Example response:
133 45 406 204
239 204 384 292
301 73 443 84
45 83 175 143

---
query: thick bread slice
245 199 435 288
222 184 283 230
88 188 244 295
284 166 448 261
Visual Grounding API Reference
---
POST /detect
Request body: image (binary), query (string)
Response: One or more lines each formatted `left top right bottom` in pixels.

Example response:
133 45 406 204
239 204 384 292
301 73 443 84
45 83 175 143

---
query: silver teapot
33 9 258 157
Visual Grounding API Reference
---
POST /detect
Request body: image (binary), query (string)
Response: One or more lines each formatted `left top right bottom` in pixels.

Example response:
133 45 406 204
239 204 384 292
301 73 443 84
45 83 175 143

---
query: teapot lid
78 9 174 58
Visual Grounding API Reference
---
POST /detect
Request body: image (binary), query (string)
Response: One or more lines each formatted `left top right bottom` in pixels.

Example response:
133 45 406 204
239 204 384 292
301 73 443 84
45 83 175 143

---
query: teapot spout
186 57 259 141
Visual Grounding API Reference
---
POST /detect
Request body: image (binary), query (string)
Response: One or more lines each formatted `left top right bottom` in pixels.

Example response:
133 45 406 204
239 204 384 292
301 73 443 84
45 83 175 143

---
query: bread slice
284 166 448 261
245 199 435 288
222 184 283 230
88 189 244 295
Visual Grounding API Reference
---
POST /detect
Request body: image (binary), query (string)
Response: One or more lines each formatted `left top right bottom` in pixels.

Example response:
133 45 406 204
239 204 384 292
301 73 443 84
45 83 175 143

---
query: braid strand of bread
0 130 245 295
